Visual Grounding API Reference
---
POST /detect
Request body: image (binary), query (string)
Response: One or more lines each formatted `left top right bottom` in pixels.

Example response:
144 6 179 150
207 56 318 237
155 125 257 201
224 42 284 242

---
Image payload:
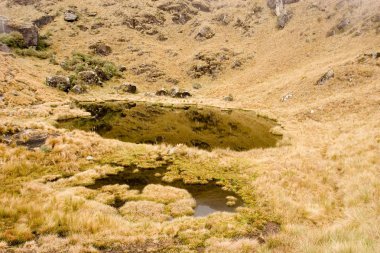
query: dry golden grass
0 0 379 252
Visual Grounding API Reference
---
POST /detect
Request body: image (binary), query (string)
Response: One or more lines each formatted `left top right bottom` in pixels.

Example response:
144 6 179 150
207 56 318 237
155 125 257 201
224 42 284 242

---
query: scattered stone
118 83 137 94
316 69 334 85
33 15 55 28
78 71 100 85
231 60 242 69
0 42 11 53
87 12 98 17
156 88 169 96
192 83 202 89
192 1 211 12
281 92 293 102
267 0 300 9
195 24 215 41
277 12 292 29
119 66 127 72
89 41 112 56
91 22 104 30
71 84 87 94
77 25 88 31
64 10 78 22
327 18 351 37
46 75 71 92
223 94 234 102
171 88 191 98
86 155 94 161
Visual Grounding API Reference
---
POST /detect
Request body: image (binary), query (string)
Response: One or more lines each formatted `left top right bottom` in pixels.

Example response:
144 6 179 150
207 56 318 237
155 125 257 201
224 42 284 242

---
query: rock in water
46 75 71 92
316 69 334 85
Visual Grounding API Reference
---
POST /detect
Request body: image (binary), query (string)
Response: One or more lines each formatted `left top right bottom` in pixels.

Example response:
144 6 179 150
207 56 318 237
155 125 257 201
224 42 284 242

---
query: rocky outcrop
46 75 71 92
157 1 197 24
188 49 233 78
1 18 39 47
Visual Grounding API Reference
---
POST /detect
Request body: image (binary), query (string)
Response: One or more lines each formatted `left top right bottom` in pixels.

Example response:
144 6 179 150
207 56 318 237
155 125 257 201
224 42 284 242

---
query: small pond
56 101 281 151
87 166 244 217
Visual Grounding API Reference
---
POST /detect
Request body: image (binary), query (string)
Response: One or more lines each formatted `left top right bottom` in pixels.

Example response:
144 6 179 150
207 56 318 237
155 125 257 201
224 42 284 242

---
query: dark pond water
87 166 243 217
56 101 281 151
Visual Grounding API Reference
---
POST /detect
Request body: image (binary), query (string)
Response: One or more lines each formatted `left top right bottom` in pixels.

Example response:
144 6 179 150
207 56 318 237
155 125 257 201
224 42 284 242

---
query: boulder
118 83 137 94
156 88 169 96
277 12 292 29
170 88 191 98
64 10 78 22
78 71 100 85
71 84 87 94
89 41 112 56
223 94 234 102
0 42 11 53
3 20 39 47
195 25 215 41
46 75 71 92
316 69 334 85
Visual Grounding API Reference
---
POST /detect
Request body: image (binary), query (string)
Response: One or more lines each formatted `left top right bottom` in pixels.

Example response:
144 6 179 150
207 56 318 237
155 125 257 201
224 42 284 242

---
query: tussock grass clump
0 32 25 48
0 32 52 59
61 53 121 81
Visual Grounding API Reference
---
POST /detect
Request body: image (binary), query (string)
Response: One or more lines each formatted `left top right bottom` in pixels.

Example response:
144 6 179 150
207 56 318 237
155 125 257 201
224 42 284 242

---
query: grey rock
64 11 78 22
277 12 292 29
195 25 215 41
223 94 234 102
192 1 211 12
89 41 112 56
46 75 71 92
78 71 100 85
267 0 300 9
0 42 11 52
118 83 137 94
3 20 39 47
156 88 169 96
316 69 334 85
192 83 202 89
71 84 87 94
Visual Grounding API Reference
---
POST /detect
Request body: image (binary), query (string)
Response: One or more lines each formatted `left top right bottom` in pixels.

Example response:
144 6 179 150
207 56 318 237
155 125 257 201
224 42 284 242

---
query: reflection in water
57 101 281 151
87 166 243 217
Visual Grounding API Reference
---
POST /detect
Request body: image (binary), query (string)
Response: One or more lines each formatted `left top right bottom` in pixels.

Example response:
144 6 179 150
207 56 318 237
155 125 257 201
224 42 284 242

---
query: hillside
0 0 379 252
